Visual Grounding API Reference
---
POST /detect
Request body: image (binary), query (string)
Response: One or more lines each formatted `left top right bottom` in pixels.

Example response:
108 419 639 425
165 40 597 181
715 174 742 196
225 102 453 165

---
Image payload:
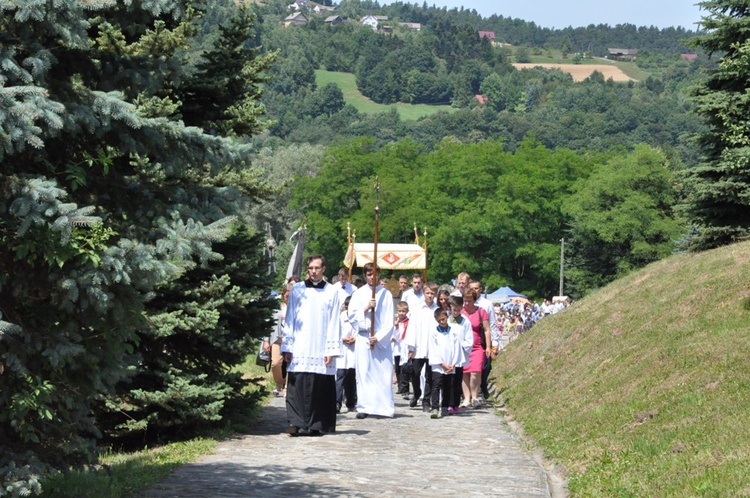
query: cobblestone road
144 389 554 497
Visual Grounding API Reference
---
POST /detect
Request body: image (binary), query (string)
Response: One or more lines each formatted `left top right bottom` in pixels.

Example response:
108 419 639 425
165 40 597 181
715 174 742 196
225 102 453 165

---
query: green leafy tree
564 145 683 296
246 143 326 273
479 72 508 111
680 0 750 249
291 138 381 271
306 82 346 117
515 46 532 63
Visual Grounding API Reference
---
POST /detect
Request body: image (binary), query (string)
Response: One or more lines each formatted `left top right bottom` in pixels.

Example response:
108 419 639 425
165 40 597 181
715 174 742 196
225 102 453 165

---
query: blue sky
390 1 704 30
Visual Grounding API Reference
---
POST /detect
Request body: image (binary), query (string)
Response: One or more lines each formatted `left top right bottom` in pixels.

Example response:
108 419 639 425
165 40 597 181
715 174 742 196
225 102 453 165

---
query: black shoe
409 397 418 408
285 426 300 436
308 429 322 437
402 393 411 399
422 405 431 412
356 412 368 419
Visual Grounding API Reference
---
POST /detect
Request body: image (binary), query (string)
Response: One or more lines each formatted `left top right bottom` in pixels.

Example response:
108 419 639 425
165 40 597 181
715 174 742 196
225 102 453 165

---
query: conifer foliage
0 1 274 494
682 1 750 249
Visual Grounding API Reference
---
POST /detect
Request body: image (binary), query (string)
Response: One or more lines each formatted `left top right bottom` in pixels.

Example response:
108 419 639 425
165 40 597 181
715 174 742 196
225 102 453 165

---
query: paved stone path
145 389 554 497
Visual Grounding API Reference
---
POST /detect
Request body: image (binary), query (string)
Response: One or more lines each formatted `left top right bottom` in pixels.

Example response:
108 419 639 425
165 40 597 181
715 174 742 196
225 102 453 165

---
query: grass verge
494 240 750 496
39 438 220 498
39 352 272 497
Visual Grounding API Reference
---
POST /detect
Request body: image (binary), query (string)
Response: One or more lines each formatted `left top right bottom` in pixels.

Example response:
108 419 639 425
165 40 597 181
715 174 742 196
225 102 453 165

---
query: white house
360 15 387 31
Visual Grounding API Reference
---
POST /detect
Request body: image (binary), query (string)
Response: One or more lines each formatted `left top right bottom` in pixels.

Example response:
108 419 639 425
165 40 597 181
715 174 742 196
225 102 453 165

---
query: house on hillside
325 15 344 25
680 53 698 61
607 48 639 60
284 11 308 27
314 4 335 14
475 94 487 105
478 30 498 46
399 22 421 31
360 15 387 31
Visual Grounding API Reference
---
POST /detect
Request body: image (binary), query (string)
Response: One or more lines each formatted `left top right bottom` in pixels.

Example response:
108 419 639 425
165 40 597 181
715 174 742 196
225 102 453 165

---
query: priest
281 254 341 436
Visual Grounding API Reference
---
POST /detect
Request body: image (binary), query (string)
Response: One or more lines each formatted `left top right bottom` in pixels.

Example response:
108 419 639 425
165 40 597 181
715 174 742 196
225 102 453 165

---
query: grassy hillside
315 70 455 120
495 241 750 496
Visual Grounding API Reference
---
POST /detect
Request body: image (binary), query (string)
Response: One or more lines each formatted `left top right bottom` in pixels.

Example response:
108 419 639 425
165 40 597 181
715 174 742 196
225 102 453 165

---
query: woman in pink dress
461 288 492 408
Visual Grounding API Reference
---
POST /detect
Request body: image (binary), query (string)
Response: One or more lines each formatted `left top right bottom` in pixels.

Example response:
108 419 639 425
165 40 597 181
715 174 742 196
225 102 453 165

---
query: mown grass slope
315 69 455 120
495 241 750 496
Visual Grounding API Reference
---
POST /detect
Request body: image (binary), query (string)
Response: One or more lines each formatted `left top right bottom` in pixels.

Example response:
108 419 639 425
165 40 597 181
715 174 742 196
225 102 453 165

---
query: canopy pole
370 179 380 349
423 227 428 281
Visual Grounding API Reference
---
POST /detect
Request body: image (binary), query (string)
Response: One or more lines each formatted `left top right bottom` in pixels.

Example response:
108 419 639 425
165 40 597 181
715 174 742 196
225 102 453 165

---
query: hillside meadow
495 241 750 496
315 70 456 120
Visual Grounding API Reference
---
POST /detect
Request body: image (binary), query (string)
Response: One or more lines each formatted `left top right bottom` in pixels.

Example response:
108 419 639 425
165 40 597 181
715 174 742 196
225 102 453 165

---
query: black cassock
285 371 337 433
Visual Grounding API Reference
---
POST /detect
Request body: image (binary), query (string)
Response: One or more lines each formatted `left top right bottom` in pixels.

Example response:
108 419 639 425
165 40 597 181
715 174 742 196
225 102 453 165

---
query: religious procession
262 183 568 437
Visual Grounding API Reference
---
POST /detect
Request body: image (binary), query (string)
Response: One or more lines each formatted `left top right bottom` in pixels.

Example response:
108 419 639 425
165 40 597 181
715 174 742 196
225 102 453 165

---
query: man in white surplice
348 262 395 418
281 254 341 436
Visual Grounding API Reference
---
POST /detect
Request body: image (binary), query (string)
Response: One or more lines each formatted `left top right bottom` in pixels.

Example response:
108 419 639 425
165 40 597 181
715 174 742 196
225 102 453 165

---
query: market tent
486 286 526 303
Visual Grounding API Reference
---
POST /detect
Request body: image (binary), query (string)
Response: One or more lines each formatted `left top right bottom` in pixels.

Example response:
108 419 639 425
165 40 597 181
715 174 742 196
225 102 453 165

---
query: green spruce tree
0 1 274 493
681 1 750 249
101 225 277 441
179 6 276 137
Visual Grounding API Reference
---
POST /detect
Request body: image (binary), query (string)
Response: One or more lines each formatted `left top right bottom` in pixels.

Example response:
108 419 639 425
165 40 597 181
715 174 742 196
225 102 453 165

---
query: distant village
283 0 698 61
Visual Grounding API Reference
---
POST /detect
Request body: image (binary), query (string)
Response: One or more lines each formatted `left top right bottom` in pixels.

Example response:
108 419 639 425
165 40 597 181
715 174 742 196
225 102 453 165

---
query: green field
611 60 650 80
315 70 455 120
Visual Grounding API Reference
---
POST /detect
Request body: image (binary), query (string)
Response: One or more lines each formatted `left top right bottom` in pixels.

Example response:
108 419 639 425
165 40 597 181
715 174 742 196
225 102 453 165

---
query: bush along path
144 387 558 497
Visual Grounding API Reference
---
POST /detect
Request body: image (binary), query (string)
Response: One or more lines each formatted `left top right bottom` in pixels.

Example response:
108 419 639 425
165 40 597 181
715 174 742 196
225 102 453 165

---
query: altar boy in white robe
335 296 357 413
348 262 395 419
281 254 341 436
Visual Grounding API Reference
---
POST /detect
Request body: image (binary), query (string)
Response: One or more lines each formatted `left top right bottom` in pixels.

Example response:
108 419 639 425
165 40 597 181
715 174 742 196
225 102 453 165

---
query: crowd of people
263 255 568 436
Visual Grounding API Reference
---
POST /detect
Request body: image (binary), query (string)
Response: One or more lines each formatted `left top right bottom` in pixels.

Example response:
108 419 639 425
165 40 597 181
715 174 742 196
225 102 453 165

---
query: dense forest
6 0 748 494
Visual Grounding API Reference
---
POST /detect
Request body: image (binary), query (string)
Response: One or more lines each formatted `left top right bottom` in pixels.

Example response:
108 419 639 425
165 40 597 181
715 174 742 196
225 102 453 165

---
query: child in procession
427 308 464 418
392 301 412 398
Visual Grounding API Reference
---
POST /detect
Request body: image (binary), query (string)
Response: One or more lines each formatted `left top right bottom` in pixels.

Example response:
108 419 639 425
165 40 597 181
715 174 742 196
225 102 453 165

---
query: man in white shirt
397 274 409 299
450 272 471 297
282 254 341 436
401 273 425 315
470 280 500 349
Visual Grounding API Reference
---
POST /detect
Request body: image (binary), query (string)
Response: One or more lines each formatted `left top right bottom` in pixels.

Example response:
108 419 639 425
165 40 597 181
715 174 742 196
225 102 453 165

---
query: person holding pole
347 177 394 419
348 262 395 418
